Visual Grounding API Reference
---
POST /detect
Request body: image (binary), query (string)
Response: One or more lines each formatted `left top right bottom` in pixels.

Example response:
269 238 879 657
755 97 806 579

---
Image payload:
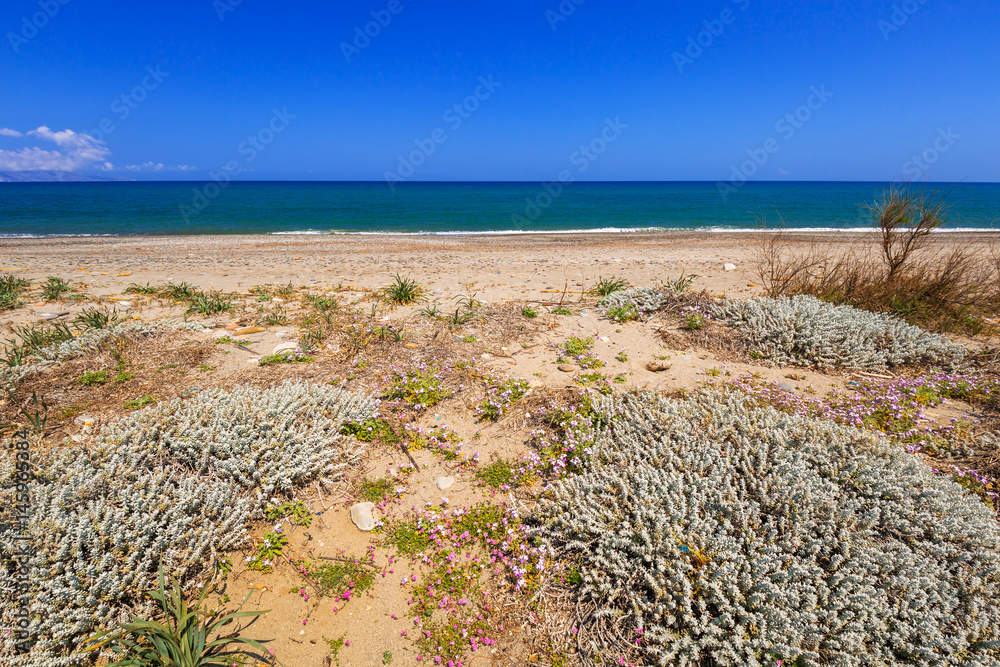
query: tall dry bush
753 186 1000 334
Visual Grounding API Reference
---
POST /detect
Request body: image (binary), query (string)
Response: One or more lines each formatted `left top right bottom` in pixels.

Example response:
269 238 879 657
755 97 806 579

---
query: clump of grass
310 295 339 312
356 477 395 503
475 458 531 489
382 519 435 556
74 306 123 330
589 276 629 297
265 500 312 527
521 305 537 318
161 282 196 301
124 395 156 409
557 336 603 369
186 290 234 316
123 282 159 295
83 565 271 667
0 274 30 310
78 370 111 386
41 276 72 301
341 418 402 444
259 348 313 366
551 306 574 316
382 274 425 305
306 557 376 599
259 310 288 326
14 321 74 351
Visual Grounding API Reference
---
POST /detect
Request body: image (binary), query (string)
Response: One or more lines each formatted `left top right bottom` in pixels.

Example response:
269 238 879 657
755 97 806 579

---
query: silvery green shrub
0 381 375 666
710 294 966 369
599 287 674 318
538 390 1000 667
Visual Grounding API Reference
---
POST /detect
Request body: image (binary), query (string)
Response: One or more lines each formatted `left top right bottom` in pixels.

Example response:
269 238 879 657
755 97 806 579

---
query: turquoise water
1 182 998 237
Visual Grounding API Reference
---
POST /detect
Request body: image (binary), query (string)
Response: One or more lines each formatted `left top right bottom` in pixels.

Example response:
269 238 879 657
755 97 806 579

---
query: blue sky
1 0 997 181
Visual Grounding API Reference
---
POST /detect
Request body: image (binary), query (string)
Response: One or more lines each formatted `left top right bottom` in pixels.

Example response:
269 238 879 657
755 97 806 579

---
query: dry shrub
754 186 1000 334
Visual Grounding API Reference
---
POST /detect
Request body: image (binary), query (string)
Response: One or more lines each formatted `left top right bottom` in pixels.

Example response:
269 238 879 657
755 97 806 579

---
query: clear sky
1 0 997 182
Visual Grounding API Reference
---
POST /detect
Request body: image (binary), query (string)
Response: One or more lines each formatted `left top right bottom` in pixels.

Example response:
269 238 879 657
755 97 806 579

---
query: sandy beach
3 230 1000 666
4 231 999 306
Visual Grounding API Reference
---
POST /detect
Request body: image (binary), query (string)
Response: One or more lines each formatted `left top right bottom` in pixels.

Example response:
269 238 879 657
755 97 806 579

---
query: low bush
710 294 966 369
0 381 375 665
538 390 1000 666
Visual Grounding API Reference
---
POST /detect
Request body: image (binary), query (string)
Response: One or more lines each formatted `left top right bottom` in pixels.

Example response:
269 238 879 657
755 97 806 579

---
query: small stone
225 322 239 331
118 301 131 307
350 502 376 532
435 476 455 491
273 342 298 355
778 382 796 392
480 353 491 360
405 343 419 349
723 263 737 271
558 364 578 372
646 360 672 372
234 326 265 336
679 354 692 360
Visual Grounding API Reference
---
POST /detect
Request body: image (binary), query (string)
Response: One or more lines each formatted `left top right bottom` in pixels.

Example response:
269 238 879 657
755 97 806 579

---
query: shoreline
3 230 998 311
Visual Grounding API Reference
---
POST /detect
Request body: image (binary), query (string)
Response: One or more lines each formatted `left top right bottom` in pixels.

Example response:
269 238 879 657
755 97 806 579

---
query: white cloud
0 126 112 172
122 162 198 172
0 147 81 171
28 126 111 164
0 128 22 137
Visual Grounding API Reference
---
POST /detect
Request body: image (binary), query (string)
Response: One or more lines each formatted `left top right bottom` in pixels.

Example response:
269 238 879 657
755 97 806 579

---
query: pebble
778 382 797 392
435 476 455 491
273 342 298 355
234 326 265 336
558 364 578 372
646 360 672 372
480 353 491 360
724 263 737 271
225 322 239 331
679 354 692 360
350 502 376 532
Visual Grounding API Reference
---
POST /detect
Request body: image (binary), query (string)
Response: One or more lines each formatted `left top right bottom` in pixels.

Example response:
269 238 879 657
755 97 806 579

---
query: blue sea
1 182 998 237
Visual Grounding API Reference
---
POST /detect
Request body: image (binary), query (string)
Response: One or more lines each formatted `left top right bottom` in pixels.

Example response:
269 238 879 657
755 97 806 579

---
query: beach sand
2 230 998 666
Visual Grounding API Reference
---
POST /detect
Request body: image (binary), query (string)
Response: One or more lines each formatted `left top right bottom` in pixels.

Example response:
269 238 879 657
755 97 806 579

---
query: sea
1 181 998 237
